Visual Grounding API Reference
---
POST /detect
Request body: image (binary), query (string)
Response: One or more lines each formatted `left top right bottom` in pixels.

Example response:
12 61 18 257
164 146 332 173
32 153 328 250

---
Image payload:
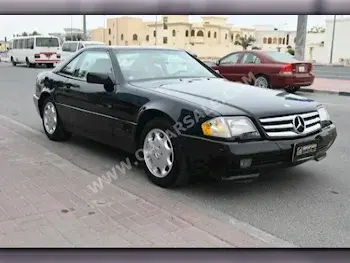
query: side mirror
216 60 220 66
87 72 115 92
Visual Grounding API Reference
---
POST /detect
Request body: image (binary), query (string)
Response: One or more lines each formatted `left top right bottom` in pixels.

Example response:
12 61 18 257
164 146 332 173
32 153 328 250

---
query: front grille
259 111 321 139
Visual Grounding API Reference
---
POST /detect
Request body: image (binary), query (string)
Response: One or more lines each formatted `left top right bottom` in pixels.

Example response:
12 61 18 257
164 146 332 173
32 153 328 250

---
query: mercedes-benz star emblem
293 116 305 134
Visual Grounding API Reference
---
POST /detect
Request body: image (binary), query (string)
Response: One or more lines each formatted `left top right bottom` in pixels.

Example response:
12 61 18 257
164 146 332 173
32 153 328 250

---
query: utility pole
295 15 308 61
83 15 87 40
155 15 158 46
329 15 337 64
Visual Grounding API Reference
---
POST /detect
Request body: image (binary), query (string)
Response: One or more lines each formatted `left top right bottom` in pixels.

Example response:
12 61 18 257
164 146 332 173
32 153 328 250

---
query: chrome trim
259 111 321 138
56 103 137 126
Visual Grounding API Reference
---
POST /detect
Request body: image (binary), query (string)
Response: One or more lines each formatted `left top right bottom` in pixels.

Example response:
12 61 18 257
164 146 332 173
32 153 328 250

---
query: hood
130 78 320 118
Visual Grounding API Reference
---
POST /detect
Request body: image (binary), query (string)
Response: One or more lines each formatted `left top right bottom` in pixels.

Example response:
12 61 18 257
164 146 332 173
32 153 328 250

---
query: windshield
84 43 105 47
265 51 299 63
35 37 60 47
113 49 217 81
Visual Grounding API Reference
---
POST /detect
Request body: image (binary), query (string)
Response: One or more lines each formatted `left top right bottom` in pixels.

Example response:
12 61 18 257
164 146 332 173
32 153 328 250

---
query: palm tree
234 36 256 50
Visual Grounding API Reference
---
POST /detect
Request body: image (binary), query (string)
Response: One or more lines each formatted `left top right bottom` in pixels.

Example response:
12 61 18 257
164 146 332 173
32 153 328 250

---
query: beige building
91 16 297 59
91 16 256 59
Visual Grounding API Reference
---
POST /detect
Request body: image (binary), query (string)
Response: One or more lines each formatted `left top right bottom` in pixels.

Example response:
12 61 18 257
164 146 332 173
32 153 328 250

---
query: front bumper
181 124 337 179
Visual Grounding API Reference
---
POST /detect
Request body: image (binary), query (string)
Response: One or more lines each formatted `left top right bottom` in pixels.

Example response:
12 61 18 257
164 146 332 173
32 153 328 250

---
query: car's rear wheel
26 58 34 68
285 86 300 93
254 75 271 89
139 118 189 188
41 97 71 141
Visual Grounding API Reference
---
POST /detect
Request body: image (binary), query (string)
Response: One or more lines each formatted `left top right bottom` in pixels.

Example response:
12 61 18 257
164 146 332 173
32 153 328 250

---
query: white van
61 41 105 60
9 35 61 68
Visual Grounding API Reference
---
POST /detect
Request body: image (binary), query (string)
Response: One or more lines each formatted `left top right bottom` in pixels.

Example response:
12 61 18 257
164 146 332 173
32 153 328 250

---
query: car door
211 52 243 82
55 49 117 141
234 52 262 84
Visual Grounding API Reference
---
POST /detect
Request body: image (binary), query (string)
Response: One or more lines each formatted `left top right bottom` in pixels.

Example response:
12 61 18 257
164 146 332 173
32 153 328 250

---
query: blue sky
0 15 338 40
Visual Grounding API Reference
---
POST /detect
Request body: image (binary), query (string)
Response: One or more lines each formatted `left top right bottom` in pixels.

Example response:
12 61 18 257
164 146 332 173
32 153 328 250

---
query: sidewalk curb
300 88 350 97
0 113 297 248
313 64 350 67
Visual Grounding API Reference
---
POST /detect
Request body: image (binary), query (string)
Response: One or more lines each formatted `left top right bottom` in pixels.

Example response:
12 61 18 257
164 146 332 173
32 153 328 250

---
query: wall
324 17 350 64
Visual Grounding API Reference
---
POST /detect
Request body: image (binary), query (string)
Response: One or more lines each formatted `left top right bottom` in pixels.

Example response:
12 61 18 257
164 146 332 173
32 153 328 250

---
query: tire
285 86 300 93
11 57 16 66
41 97 71 141
254 75 271 89
26 58 34 68
139 118 190 188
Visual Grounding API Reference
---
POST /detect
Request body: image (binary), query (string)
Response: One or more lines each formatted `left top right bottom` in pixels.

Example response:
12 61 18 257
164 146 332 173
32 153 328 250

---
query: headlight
201 116 260 140
317 107 330 122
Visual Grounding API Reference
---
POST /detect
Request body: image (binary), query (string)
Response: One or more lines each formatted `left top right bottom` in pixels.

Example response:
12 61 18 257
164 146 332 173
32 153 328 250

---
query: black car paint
34 46 337 179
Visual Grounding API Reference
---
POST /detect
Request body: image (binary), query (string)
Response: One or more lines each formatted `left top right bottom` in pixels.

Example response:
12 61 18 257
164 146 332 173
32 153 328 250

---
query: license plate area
292 140 318 162
298 65 306 72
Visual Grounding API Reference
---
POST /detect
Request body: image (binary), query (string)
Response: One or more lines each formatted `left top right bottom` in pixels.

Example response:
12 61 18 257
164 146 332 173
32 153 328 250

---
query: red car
210 50 314 93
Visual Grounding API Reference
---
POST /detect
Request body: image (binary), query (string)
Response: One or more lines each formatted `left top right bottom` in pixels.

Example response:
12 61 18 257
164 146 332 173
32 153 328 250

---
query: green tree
234 36 256 50
31 31 40 36
21 32 28 36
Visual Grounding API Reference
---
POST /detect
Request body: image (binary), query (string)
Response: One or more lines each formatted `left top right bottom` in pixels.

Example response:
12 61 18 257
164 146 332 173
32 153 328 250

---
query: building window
263 37 267 44
153 30 156 37
146 35 149 41
208 31 211 38
191 30 195 37
282 38 285 45
320 41 324 47
133 34 138 41
231 34 234 41
267 37 272 44
163 37 168 44
163 16 168 23
108 40 111 45
108 28 111 35
286 34 290 45
197 30 204 37
279 38 282 44
172 30 176 37
163 23 168 30
185 30 189 37
273 37 277 44
121 34 124 40
225 34 228 40
235 34 240 40
214 32 217 38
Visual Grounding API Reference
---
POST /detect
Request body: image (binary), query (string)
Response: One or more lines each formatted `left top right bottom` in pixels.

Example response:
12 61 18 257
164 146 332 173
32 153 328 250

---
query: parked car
211 50 315 93
61 41 105 60
33 46 336 188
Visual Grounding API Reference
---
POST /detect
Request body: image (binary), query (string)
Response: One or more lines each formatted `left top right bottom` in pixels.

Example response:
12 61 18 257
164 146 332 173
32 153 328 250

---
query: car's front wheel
139 118 189 188
41 97 71 141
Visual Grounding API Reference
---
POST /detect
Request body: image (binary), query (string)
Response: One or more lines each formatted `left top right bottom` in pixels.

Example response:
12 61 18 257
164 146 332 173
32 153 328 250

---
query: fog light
240 158 252 168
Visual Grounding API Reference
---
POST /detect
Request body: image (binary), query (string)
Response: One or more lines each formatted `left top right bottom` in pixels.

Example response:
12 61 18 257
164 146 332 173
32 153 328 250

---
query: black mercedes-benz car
33 46 337 188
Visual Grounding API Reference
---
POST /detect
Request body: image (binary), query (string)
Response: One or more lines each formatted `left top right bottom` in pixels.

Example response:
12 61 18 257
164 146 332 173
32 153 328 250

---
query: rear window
265 51 299 63
36 37 60 47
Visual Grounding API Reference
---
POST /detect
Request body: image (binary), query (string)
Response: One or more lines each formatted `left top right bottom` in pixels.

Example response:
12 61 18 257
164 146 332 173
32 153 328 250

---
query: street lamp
329 15 337 64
